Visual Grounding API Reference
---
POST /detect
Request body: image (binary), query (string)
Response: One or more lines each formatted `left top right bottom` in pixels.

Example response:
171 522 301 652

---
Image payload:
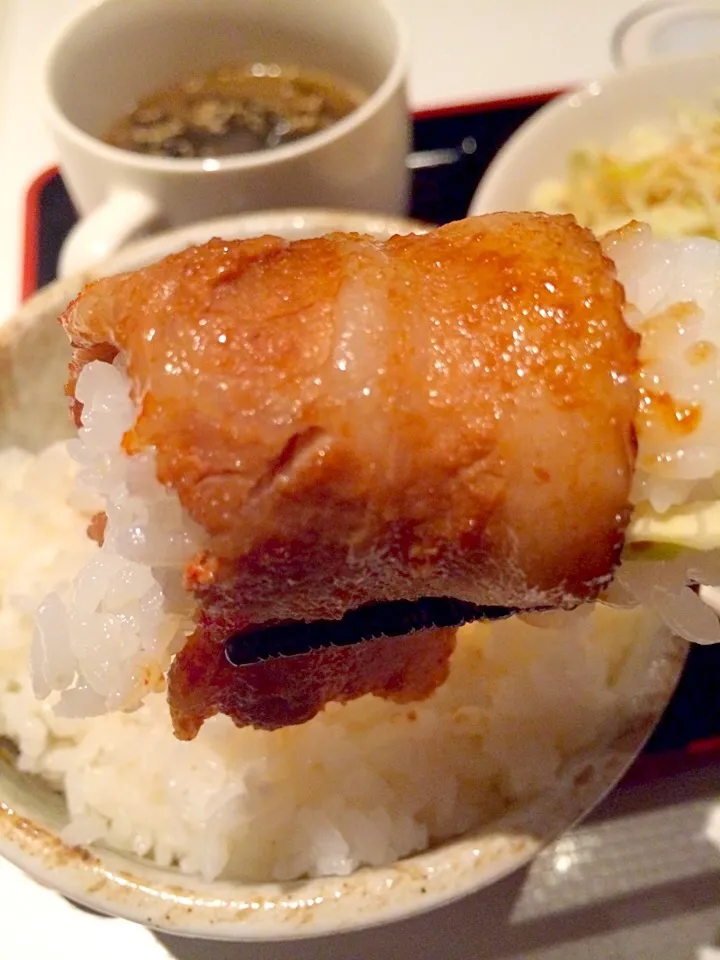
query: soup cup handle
58 190 161 279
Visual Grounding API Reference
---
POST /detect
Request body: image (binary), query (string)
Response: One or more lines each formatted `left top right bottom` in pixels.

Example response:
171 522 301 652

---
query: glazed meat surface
61 213 639 736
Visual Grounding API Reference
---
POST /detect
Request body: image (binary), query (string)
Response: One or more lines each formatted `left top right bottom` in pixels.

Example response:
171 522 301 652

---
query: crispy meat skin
170 620 457 738
60 213 640 735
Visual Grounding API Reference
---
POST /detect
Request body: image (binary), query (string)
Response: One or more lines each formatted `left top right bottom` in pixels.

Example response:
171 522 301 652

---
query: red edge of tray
22 164 60 301
623 737 720 786
19 90 720 784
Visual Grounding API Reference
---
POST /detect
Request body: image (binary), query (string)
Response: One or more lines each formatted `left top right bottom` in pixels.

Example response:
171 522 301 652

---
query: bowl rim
469 50 720 216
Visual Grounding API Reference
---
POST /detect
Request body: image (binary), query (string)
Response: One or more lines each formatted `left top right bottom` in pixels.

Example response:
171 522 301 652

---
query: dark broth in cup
102 63 367 159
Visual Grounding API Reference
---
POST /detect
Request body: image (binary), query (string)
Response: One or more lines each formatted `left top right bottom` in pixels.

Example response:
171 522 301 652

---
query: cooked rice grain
0 443 664 881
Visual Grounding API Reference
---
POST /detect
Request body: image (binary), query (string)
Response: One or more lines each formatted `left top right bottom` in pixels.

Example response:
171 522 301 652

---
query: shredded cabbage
531 101 720 239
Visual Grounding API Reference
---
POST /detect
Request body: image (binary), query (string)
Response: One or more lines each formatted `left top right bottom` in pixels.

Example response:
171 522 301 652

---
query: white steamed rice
0 441 662 881
604 224 720 513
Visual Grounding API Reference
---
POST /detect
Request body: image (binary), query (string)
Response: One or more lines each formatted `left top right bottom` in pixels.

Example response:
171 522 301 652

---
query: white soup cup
44 0 410 277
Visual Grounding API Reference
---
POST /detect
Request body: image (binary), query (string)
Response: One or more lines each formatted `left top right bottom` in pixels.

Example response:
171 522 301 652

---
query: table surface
2 1 720 957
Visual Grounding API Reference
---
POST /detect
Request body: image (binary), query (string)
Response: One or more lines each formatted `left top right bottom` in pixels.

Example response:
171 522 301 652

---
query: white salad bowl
470 52 720 215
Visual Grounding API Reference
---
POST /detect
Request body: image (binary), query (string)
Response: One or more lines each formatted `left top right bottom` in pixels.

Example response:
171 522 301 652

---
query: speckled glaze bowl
0 210 687 941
